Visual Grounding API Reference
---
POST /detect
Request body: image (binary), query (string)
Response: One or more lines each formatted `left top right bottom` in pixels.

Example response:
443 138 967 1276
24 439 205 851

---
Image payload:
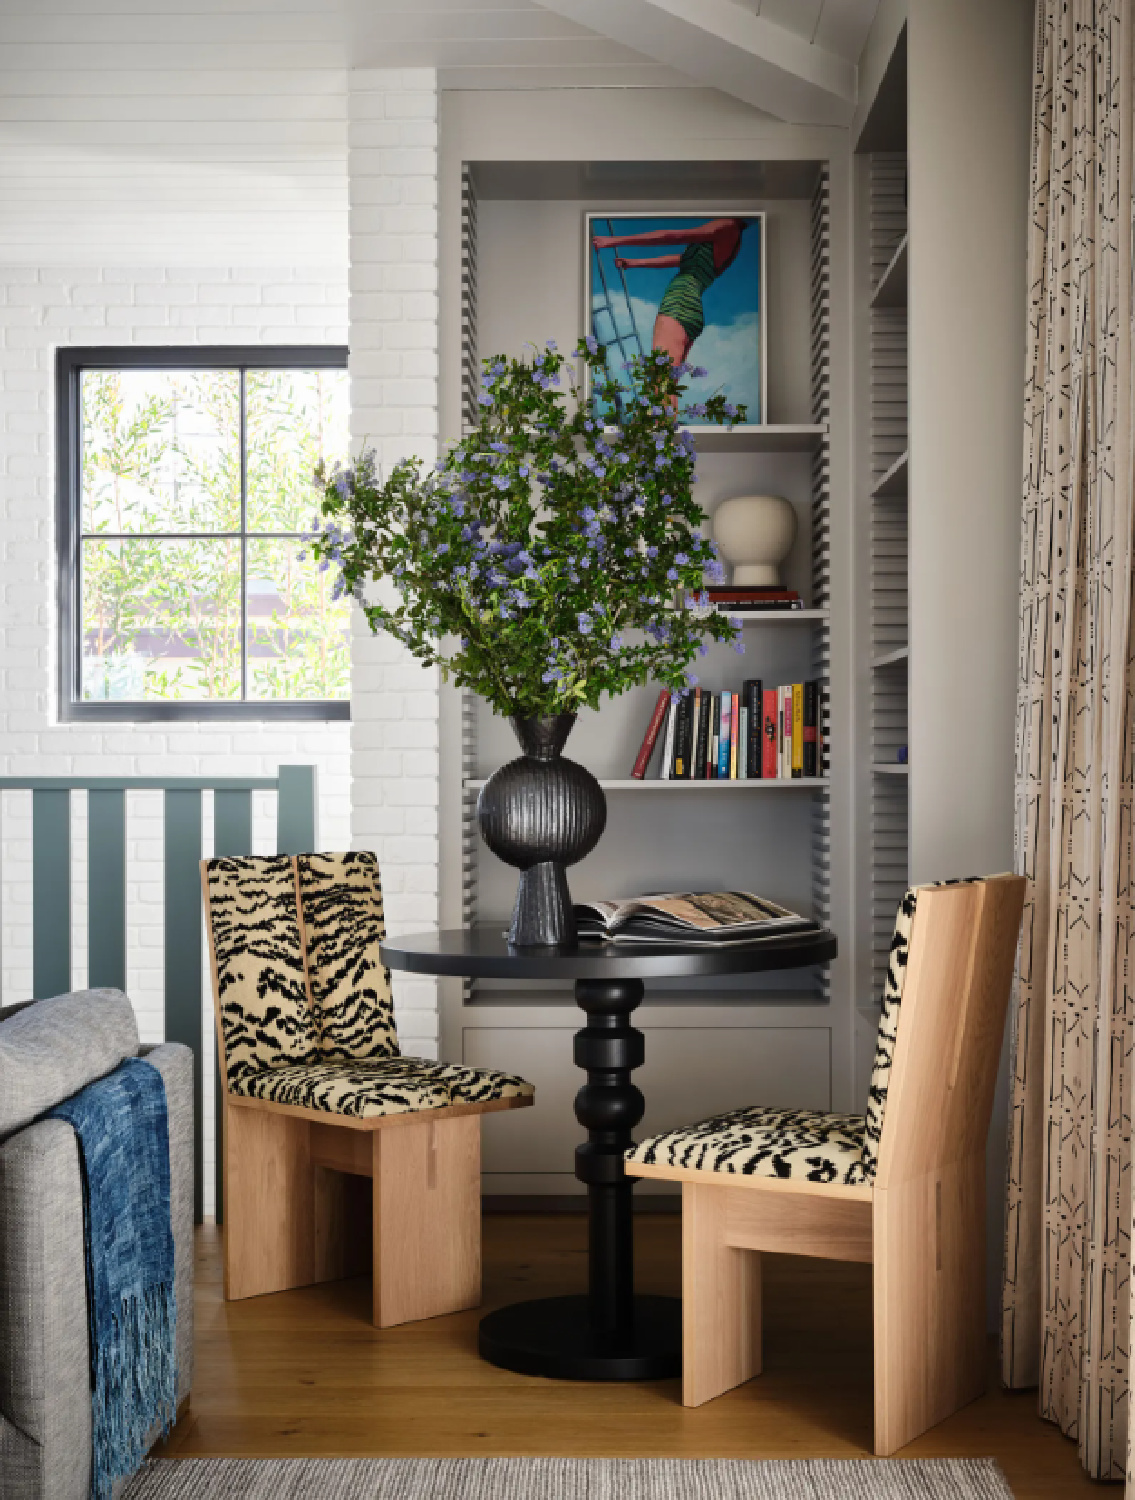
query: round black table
380 923 837 1382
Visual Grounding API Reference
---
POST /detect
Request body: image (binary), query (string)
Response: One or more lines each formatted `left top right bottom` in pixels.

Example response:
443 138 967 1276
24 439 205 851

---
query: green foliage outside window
78 365 350 704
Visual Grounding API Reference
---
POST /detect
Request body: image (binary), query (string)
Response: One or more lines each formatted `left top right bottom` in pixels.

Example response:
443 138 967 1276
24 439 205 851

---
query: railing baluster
88 789 126 991
211 789 252 1226
32 789 71 999
164 789 203 1224
276 764 317 854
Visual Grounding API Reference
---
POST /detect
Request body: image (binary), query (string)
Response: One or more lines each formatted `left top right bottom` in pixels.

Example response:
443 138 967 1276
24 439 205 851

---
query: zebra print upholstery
205 851 535 1120
229 1055 533 1120
297 851 399 1061
627 879 982 1186
625 1105 869 1185
204 855 317 1084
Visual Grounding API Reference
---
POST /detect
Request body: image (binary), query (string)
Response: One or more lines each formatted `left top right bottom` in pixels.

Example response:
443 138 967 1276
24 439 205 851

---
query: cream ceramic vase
712 494 798 587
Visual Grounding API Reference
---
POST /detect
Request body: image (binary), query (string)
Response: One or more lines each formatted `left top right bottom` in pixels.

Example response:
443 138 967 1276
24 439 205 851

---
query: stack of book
708 586 805 614
632 682 823 780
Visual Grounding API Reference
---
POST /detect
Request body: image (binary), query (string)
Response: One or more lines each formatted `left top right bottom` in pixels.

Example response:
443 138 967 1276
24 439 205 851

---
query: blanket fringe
90 1283 177 1500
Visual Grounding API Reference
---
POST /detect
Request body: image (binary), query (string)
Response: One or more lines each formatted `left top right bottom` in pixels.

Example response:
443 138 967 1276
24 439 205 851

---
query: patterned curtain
1001 0 1135 1484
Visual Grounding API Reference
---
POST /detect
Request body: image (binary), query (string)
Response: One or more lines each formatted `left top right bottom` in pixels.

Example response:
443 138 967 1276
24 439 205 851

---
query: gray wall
906 0 1033 1318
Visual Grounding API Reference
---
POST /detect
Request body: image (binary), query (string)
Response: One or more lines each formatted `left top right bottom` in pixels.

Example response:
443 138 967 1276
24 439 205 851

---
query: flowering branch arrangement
309 338 746 718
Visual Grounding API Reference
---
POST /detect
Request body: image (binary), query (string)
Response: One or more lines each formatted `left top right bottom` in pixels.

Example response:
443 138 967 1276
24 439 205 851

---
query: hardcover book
762 688 778 779
803 680 819 778
632 689 670 779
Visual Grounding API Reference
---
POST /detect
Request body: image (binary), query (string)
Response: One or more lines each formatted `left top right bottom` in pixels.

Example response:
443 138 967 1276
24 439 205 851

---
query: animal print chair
626 874 1025 1455
202 851 534 1328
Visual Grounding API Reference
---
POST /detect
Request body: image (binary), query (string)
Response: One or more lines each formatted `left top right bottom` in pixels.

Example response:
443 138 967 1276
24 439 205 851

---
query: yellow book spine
730 692 740 778
792 683 804 778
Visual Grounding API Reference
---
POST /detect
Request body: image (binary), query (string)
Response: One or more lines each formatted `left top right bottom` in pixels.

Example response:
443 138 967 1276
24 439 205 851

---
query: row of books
632 682 823 781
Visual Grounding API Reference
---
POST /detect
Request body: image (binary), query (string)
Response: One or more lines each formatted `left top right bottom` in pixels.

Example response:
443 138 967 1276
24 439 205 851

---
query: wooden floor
159 1214 1097 1498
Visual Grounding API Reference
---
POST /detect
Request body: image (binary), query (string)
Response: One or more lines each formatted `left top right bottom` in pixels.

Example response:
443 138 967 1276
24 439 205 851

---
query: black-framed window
57 346 351 722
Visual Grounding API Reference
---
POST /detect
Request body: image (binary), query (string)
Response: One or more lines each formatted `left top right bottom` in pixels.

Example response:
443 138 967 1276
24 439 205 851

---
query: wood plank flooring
159 1214 1095 1499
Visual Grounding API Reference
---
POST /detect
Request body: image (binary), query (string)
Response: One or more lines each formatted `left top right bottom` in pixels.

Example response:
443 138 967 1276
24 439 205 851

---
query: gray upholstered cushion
0 989 139 1139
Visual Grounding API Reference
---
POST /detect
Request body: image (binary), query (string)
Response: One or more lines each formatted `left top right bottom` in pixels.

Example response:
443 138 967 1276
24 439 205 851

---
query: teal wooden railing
4 765 317 1223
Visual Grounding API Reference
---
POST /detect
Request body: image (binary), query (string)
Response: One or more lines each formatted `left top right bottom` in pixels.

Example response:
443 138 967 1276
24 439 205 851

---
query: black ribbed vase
477 714 606 947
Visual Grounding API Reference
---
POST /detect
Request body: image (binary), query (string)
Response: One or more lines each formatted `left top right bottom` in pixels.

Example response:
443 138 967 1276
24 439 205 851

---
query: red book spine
762 687 778 779
631 689 670 779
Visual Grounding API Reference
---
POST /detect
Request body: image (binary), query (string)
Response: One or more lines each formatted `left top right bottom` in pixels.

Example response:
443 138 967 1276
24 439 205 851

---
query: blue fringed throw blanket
49 1057 177 1500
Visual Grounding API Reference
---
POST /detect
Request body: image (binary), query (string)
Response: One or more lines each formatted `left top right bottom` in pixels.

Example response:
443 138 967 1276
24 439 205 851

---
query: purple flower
585 334 598 354
478 393 493 406
646 546 658 559
689 365 707 378
578 612 593 635
437 543 449 555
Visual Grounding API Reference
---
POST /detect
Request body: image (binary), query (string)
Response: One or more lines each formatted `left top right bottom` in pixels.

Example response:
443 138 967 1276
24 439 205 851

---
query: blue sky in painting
588 214 763 424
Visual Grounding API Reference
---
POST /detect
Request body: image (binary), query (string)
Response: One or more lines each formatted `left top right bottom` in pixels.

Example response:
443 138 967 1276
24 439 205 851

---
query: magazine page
628 892 799 931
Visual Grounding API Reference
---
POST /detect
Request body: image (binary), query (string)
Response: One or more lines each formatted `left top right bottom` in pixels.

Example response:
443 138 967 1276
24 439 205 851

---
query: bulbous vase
476 713 606 947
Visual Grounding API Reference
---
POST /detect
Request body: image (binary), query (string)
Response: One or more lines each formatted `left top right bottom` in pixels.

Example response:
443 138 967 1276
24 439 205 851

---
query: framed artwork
585 211 766 427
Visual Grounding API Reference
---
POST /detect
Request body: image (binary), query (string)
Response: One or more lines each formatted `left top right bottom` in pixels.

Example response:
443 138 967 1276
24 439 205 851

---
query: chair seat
230 1055 534 1121
626 1104 870 1186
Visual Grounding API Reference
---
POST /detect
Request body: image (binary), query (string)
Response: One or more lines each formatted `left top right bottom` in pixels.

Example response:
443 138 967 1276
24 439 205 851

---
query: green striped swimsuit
657 242 717 341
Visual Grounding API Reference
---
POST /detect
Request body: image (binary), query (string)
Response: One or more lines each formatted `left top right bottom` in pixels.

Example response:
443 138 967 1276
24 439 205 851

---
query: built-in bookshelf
445 151 845 1196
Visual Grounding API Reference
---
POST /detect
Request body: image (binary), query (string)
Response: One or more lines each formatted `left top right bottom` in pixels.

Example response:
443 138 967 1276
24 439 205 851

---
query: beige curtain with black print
1001 0 1135 1484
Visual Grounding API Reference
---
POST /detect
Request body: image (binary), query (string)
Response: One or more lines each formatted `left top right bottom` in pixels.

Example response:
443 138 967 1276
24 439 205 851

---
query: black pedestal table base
478 977 682 1381
377 924 838 1384
478 1293 681 1380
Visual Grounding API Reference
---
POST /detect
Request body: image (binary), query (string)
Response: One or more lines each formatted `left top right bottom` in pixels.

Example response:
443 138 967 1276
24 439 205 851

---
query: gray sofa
0 989 194 1500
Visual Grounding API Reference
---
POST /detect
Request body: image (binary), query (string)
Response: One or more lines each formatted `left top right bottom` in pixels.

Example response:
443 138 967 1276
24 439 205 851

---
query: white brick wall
347 69 442 1057
0 264 352 1213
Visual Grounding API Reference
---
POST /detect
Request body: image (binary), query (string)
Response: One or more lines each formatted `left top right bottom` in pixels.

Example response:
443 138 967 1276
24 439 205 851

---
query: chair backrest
201 851 398 1092
869 874 1025 1190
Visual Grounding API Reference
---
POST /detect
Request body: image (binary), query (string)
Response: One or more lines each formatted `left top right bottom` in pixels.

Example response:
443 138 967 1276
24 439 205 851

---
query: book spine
730 692 740 779
803 680 819 778
689 688 702 779
744 679 762 778
762 688 778 779
717 690 731 779
709 693 721 778
773 687 785 780
738 706 748 779
694 687 710 780
659 695 676 780
792 683 804 778
672 692 690 779
631 689 671 779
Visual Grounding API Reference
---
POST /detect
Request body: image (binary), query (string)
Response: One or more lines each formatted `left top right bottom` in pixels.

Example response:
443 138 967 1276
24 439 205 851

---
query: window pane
80 538 242 701
246 538 351 701
246 368 349 533
81 369 240 535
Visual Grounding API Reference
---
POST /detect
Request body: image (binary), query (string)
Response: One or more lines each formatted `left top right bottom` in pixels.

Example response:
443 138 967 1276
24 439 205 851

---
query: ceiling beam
535 0 858 125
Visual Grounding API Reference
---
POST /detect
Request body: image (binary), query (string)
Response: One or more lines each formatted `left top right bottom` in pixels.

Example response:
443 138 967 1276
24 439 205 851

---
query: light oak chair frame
627 874 1025 1455
202 871 532 1329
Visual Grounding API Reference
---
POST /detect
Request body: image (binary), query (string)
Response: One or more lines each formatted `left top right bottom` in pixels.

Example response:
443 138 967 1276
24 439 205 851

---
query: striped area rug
123 1456 1013 1499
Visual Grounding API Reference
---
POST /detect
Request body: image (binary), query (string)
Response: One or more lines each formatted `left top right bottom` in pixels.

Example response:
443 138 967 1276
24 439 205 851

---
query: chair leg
682 1181 762 1407
872 1158 986 1455
372 1113 481 1328
223 1101 316 1300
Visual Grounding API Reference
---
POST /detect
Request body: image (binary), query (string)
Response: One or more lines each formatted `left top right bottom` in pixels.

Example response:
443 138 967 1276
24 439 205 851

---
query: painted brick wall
0 264 352 1213
347 69 442 1055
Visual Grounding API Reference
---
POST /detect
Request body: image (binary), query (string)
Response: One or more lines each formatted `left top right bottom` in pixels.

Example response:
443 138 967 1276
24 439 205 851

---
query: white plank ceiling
0 0 880 265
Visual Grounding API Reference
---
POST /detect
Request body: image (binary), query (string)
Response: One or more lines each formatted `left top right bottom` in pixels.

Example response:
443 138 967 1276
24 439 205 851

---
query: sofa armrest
0 1119 93 1500
139 1044 194 1407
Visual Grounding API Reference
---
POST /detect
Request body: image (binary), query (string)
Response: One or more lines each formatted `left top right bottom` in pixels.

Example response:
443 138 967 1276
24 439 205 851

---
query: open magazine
573 891 815 946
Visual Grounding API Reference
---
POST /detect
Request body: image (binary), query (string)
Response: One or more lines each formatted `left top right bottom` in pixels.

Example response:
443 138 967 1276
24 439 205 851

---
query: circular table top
380 923 837 981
